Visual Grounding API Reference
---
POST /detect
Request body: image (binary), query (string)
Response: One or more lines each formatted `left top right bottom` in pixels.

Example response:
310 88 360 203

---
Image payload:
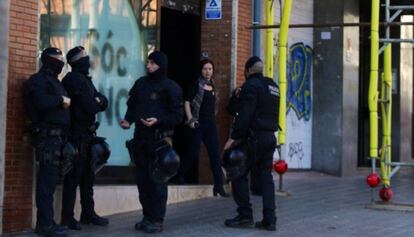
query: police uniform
123 51 183 233
227 87 262 196
24 48 70 237
225 56 279 231
61 46 109 230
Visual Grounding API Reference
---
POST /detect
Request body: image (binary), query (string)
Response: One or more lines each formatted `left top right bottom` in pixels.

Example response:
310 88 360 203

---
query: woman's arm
184 101 193 122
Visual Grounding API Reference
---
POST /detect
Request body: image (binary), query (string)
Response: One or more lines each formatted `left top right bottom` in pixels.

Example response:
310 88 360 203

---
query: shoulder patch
268 85 279 96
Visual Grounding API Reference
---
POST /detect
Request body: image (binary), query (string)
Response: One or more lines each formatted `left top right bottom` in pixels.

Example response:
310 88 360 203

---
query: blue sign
205 0 222 20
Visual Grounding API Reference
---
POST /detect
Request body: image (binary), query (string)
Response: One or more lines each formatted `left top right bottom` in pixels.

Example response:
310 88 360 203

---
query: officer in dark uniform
224 56 279 231
120 51 183 233
60 46 109 230
23 47 71 237
227 87 263 197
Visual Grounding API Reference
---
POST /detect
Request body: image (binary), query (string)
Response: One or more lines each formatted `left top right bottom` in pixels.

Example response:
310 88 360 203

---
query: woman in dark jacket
179 59 229 197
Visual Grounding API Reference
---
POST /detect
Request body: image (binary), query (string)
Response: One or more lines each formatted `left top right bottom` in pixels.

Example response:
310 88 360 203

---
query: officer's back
231 72 279 139
224 56 278 232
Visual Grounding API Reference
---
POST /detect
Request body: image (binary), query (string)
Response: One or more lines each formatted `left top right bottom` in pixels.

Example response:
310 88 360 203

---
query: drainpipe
265 0 274 78
230 0 238 90
252 0 261 56
0 0 10 234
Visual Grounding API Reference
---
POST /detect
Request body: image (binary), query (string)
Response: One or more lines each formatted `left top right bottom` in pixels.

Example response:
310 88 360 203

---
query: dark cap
244 56 262 71
41 47 63 62
148 51 168 70
42 47 63 55
66 46 87 65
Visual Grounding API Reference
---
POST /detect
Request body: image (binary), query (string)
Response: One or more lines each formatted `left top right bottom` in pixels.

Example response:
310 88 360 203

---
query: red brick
4 0 38 233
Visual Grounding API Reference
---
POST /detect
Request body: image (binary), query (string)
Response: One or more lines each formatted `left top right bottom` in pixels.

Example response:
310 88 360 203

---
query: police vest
252 77 280 132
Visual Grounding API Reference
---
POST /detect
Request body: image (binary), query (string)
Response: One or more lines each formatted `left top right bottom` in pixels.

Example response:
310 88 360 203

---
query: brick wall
199 0 251 183
236 0 252 87
3 0 39 233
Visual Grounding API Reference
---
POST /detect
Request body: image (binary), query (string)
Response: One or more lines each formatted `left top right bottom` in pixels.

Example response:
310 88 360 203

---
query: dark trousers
35 137 63 228
62 133 95 221
178 120 224 186
231 132 277 224
134 137 168 223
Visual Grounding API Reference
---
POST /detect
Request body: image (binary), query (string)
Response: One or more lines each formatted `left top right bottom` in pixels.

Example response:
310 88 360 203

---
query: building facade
0 0 413 234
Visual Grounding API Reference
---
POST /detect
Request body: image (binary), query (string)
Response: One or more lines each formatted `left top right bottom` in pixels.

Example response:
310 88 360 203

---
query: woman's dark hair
199 58 215 74
199 58 216 91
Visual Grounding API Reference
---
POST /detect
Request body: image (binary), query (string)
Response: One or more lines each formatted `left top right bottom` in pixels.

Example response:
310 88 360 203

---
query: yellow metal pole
380 44 392 186
265 0 274 78
277 0 292 145
368 0 380 158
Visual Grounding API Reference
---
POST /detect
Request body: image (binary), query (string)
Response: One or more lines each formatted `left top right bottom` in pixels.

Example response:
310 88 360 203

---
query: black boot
224 215 254 228
35 225 67 237
61 217 82 230
52 221 67 232
255 220 276 231
142 221 163 233
80 213 109 226
134 217 150 231
213 185 230 197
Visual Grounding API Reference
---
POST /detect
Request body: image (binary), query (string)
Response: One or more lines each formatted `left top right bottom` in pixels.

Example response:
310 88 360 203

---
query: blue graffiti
287 43 312 121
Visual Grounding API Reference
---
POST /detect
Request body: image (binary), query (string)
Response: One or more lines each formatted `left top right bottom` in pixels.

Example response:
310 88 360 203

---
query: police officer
24 47 71 237
227 86 262 196
61 46 109 230
120 51 183 233
224 56 279 231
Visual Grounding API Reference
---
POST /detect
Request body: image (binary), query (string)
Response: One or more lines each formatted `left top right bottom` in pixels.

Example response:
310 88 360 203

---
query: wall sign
205 0 222 20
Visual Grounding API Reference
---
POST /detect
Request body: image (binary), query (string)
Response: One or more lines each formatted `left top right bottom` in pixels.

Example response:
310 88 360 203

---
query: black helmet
90 138 111 174
222 143 248 181
150 139 180 184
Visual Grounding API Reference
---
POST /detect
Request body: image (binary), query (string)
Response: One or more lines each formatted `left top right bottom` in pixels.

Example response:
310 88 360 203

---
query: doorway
160 7 201 183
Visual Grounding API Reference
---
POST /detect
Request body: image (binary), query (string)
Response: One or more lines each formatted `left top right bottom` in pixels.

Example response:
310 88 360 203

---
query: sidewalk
8 171 414 237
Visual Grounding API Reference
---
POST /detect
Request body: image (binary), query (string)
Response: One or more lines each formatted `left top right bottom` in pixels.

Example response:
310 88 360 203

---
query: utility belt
68 122 100 143
71 121 100 133
134 128 173 141
31 126 68 138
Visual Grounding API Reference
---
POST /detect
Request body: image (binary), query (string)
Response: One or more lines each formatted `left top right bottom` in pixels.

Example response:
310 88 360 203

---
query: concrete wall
312 0 344 176
0 1 10 234
313 0 360 176
341 0 359 176
399 15 413 162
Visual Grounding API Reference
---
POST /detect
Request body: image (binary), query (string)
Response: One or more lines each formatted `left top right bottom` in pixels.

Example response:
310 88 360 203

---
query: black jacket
24 67 70 127
62 71 108 127
231 73 280 140
124 76 183 133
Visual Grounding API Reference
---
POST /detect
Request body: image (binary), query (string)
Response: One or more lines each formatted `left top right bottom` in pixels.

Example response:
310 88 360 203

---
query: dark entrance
160 7 201 183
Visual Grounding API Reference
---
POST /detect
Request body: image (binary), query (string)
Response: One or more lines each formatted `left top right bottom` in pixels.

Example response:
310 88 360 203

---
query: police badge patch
150 92 158 100
268 85 279 96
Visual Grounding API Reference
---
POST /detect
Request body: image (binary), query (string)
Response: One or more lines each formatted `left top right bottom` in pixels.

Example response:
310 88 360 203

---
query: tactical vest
252 77 280 132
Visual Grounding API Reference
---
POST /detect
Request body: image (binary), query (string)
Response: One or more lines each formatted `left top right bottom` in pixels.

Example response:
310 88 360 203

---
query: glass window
40 0 158 167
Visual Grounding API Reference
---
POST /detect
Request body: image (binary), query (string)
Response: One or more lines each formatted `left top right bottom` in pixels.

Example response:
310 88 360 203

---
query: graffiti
89 30 129 77
288 141 304 168
86 30 134 126
287 42 312 121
